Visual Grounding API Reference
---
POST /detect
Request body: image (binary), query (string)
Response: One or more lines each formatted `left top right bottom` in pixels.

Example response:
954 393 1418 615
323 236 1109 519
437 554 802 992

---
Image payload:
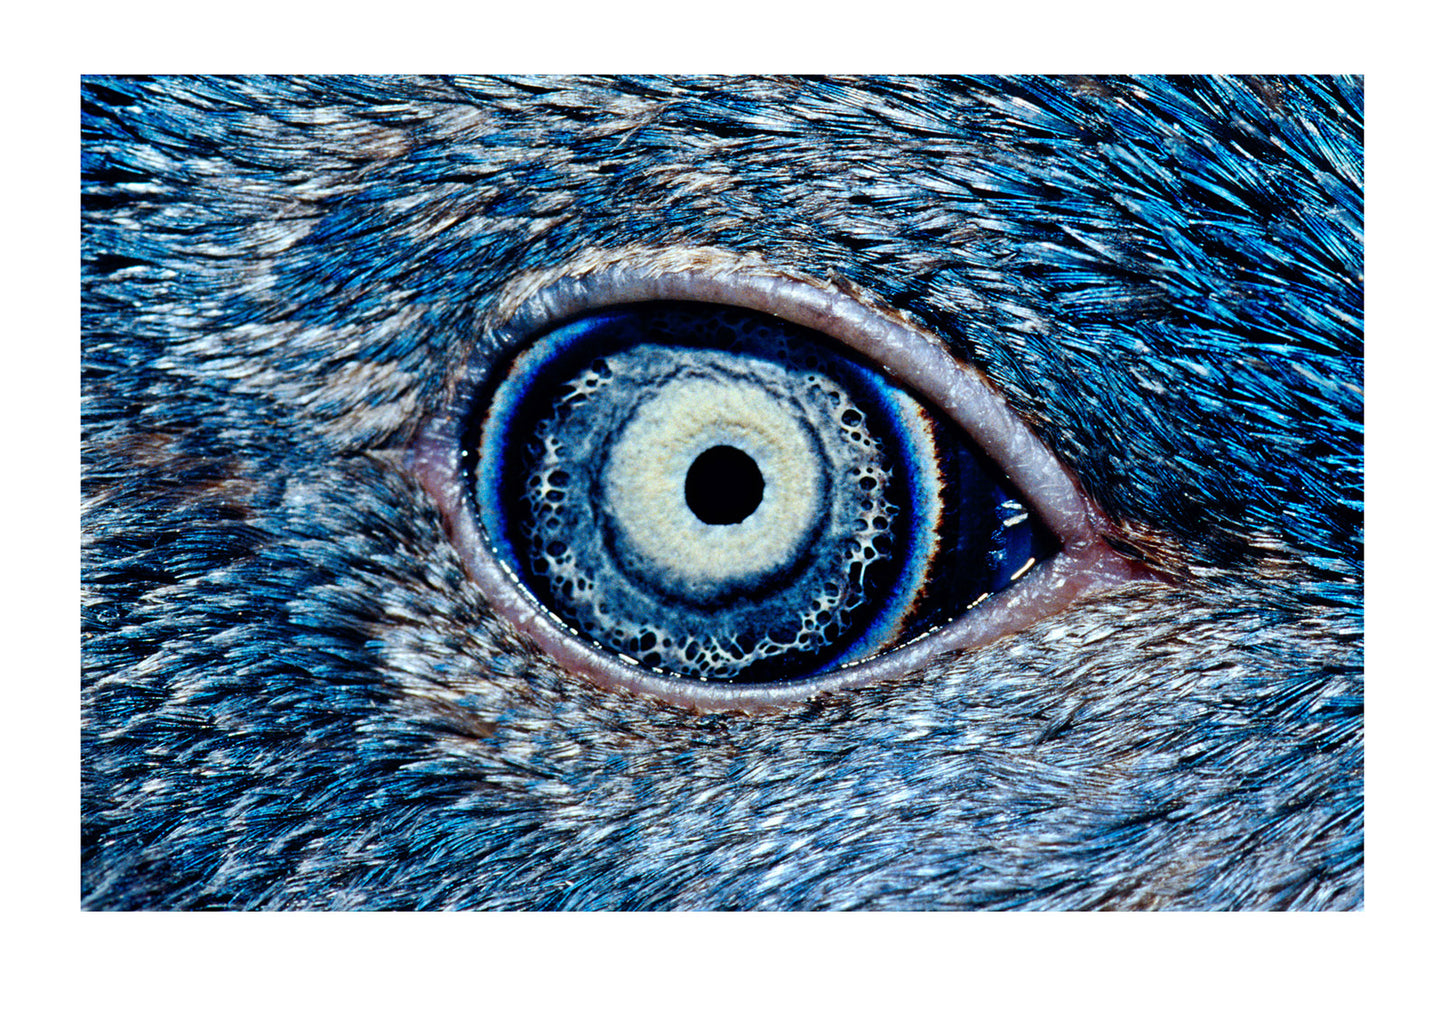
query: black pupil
685 445 765 525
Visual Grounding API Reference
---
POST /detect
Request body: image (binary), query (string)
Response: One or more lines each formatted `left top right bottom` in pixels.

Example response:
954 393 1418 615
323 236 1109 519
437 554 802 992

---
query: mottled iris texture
82 76 1362 909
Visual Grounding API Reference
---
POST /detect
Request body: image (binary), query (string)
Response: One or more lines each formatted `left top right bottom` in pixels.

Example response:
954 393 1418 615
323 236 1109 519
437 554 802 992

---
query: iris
471 303 1053 684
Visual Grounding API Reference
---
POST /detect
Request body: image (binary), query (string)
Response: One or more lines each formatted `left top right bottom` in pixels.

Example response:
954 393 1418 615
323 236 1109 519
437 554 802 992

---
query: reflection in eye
471 303 1055 685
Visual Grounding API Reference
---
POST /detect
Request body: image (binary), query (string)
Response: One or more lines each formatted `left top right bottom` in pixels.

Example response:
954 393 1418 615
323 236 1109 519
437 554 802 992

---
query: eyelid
408 247 1161 711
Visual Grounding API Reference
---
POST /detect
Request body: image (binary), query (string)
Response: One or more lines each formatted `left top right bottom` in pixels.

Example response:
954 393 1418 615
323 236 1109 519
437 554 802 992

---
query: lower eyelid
408 247 1167 710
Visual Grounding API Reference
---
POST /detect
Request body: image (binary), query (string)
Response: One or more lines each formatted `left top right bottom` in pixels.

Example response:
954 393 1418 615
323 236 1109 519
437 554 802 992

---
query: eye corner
1091 523 1195 589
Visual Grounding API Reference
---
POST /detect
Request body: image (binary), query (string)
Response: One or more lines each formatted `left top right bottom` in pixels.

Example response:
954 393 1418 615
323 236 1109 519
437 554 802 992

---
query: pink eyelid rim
408 264 1160 712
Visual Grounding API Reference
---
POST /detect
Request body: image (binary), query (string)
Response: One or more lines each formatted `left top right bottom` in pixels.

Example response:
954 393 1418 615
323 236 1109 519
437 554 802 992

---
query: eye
473 300 1058 685
409 253 1157 709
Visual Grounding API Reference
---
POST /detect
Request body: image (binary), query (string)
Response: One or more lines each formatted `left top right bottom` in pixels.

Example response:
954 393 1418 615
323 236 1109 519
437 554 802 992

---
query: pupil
685 445 765 525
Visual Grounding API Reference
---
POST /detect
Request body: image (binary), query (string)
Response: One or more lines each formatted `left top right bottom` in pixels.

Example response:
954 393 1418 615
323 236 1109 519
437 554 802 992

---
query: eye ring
409 247 1158 711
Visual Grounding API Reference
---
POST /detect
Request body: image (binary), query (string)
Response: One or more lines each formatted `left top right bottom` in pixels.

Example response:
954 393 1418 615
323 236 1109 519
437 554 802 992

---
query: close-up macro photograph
80 72 1364 912
28 6 1432 1013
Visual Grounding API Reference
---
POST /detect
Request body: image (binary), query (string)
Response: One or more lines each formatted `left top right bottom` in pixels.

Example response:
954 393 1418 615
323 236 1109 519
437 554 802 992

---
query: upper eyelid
408 247 1165 711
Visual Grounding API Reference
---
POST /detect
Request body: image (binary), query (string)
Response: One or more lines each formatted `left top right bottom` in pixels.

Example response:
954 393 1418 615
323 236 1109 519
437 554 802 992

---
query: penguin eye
410 259 1152 709
474 301 1055 682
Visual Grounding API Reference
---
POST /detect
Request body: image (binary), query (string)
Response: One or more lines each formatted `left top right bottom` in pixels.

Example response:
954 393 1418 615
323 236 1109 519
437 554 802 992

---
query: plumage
82 75 1362 909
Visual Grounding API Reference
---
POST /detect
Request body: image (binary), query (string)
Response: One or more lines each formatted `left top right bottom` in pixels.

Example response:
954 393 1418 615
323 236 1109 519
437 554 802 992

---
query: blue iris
470 302 1053 683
